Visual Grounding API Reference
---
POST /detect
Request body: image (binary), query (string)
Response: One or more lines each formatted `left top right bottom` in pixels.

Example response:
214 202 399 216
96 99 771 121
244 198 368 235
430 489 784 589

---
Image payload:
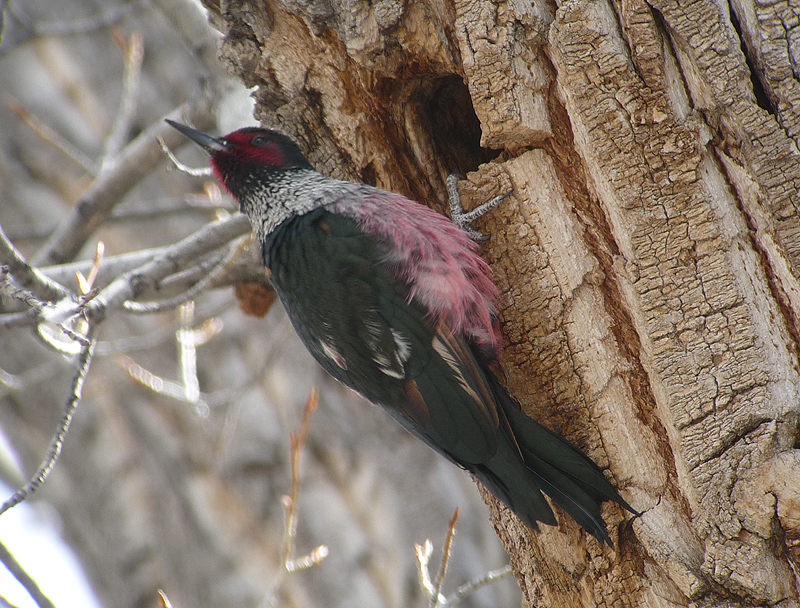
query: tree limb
0 335 96 516
0 225 72 303
84 213 251 324
32 90 218 267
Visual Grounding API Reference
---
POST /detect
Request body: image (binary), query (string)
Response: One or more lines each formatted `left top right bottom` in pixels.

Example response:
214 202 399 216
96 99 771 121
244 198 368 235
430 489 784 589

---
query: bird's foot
446 173 512 241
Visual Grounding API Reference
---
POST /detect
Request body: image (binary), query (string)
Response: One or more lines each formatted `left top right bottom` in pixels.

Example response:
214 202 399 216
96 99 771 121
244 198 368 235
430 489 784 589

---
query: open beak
165 119 233 153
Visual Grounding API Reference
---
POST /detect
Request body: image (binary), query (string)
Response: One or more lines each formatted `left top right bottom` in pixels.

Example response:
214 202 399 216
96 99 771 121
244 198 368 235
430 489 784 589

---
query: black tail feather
476 380 637 546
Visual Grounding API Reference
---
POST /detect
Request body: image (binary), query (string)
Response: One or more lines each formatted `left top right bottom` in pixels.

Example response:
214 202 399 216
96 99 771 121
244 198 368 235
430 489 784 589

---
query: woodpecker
166 120 636 545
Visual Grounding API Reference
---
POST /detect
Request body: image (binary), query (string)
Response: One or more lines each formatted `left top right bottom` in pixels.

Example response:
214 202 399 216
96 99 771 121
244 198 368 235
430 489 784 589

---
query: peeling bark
202 0 800 605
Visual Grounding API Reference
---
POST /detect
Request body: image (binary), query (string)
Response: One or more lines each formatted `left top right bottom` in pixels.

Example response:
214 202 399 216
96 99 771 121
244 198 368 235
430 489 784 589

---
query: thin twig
430 508 459 608
0 267 45 312
284 389 324 573
101 30 144 167
123 235 249 313
0 311 37 329
0 224 73 302
445 565 513 607
119 354 202 405
157 589 174 608
0 230 261 323
264 390 328 608
116 303 222 414
0 267 88 345
2 194 232 242
178 301 200 404
74 242 105 296
44 243 218 291
6 96 98 174
0 540 57 608
33 90 218 266
0 335 96 516
158 136 213 177
416 509 511 607
415 540 443 605
84 213 251 324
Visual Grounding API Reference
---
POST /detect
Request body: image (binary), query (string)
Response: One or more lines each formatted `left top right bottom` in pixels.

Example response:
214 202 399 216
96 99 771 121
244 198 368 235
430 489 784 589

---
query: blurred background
0 1 521 606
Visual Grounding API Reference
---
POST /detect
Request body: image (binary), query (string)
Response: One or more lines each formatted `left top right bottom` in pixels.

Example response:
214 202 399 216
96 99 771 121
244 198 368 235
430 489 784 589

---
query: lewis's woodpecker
167 120 636 545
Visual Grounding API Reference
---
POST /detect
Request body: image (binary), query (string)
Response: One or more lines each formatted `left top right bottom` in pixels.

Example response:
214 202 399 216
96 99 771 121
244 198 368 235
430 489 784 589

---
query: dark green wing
264 209 500 465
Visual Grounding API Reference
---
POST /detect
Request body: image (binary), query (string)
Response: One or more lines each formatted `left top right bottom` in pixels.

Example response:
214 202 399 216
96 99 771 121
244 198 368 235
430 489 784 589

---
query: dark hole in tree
413 75 501 176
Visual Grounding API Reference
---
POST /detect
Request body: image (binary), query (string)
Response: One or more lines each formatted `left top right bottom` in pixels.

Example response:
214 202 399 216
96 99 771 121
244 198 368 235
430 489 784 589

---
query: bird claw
447 173 512 241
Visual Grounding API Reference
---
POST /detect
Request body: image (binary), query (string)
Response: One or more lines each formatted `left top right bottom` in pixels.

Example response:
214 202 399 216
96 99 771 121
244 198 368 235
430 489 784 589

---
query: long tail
474 381 637 546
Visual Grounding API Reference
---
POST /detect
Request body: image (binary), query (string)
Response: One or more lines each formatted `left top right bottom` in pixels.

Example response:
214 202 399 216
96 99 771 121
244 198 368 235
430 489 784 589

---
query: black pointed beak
165 119 233 153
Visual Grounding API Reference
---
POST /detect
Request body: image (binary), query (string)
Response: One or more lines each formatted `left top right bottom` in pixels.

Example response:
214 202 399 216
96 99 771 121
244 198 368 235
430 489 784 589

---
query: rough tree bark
197 0 800 606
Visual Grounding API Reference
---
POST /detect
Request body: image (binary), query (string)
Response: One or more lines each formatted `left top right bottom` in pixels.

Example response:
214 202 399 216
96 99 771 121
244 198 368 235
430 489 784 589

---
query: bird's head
165 120 313 203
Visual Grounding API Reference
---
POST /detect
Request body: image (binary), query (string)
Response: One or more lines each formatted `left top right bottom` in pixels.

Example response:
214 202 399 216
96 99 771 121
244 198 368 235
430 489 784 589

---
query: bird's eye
252 135 270 146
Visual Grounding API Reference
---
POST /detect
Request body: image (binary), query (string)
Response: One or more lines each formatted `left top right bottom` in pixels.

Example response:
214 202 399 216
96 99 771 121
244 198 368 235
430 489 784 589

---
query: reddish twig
264 390 328 607
430 508 459 608
415 508 512 607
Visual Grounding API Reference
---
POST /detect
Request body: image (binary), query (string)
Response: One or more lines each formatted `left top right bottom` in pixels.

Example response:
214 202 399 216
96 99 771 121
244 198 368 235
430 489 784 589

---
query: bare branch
84 213 251 324
264 390 328 607
430 508 459 608
0 224 73 302
0 267 91 341
40 245 214 291
158 136 213 177
0 226 262 322
101 30 144 167
445 565 513 607
0 335 96 516
415 540 443 605
123 234 250 314
0 266 45 312
0 312 37 329
119 353 208 412
117 301 223 416
2 194 233 242
415 509 512 607
74 242 105 296
177 302 200 404
33 90 218 266
0 540 57 608
284 389 325 574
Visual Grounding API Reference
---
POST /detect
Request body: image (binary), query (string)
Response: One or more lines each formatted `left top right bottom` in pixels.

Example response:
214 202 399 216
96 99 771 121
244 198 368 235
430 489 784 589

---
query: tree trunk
202 0 800 605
